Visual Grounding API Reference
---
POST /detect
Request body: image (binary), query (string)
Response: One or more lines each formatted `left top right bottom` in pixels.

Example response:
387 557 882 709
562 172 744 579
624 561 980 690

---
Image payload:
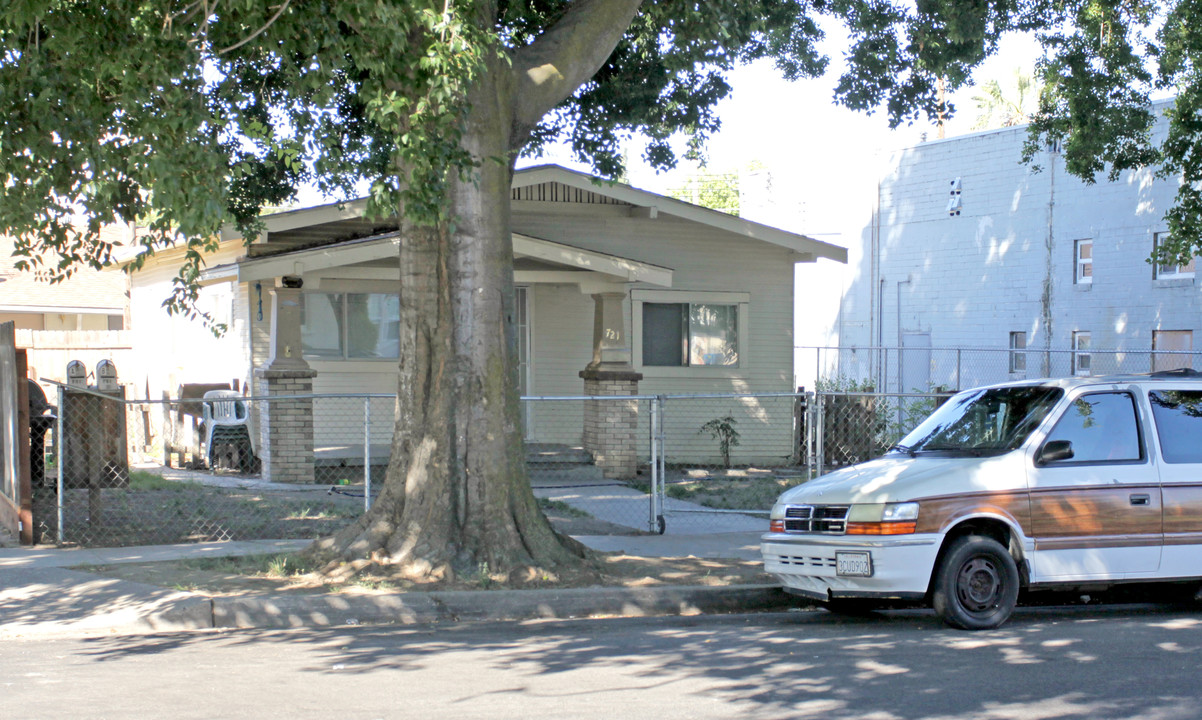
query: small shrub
699 415 741 468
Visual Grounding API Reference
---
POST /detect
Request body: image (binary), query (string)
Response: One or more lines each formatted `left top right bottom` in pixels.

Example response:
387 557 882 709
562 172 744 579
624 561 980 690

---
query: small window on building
1154 232 1196 280
1153 330 1194 373
1074 239 1092 284
107 314 125 331
641 302 739 367
1008 332 1027 373
1072 331 1091 376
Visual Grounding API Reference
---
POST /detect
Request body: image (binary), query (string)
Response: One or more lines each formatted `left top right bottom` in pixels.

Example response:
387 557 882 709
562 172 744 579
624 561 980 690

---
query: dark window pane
643 303 686 366
1044 392 1141 463
1150 390 1202 464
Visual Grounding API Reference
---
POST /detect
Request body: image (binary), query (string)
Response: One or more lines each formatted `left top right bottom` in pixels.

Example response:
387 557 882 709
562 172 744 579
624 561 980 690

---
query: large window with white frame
1009 331 1027 373
1072 331 1092 376
1074 239 1093 284
632 290 749 373
1154 232 1196 280
301 292 400 360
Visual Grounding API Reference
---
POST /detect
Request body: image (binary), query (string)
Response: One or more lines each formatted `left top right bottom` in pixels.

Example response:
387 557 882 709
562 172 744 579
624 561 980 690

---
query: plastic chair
202 390 254 471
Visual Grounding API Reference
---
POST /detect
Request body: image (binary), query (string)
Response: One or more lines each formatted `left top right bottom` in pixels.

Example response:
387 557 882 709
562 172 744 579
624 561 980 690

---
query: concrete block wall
835 100 1202 385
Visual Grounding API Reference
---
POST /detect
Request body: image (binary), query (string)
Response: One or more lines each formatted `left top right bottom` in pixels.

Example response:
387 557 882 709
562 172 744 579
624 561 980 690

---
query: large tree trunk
310 56 586 582
310 0 645 582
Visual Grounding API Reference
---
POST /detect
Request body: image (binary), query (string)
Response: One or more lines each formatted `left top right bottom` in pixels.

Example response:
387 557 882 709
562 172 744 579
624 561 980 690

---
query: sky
517 27 1045 239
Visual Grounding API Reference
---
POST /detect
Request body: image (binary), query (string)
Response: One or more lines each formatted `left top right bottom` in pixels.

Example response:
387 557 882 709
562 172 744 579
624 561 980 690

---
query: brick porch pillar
255 279 316 484
580 291 642 479
580 368 643 479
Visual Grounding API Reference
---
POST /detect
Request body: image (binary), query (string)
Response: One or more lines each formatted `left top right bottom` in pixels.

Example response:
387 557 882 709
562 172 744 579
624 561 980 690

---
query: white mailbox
95 359 119 392
66 360 87 387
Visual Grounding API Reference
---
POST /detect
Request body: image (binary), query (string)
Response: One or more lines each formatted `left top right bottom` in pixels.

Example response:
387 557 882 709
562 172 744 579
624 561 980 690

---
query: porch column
580 291 642 479
254 279 317 484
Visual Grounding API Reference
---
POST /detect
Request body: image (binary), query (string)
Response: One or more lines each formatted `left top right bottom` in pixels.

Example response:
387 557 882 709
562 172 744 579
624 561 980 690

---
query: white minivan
761 370 1202 629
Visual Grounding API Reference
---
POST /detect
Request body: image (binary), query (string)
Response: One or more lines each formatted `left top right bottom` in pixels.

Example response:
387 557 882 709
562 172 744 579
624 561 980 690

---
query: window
1153 330 1194 373
1154 232 1196 280
1008 332 1027 373
301 292 400 359
1072 331 1091 376
1074 239 1092 284
1043 392 1142 463
642 302 738 367
1149 390 1202 463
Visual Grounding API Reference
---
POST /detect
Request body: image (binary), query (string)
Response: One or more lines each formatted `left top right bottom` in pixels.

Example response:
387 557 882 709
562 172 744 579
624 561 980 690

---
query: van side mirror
1039 440 1075 464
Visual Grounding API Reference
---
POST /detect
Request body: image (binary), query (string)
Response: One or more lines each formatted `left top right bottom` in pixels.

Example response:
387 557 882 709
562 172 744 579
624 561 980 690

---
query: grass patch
537 497 590 518
629 470 810 511
128 470 189 491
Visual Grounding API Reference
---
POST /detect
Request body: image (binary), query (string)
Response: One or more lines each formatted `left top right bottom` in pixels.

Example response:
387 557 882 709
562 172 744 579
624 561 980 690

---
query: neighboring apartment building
825 99 1200 392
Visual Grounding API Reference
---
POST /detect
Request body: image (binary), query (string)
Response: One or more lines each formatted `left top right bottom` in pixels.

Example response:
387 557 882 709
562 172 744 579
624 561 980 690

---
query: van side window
1149 390 1202 463
1043 392 1142 463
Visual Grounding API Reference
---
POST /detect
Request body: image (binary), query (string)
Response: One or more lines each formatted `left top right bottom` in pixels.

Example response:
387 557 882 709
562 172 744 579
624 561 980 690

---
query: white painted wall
823 101 1199 390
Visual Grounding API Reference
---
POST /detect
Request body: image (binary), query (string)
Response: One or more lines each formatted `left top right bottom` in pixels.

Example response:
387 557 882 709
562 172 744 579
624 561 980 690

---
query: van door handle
1130 493 1151 506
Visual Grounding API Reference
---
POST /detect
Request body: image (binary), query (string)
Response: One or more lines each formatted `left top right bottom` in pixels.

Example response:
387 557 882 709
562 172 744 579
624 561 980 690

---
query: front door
1027 389 1162 580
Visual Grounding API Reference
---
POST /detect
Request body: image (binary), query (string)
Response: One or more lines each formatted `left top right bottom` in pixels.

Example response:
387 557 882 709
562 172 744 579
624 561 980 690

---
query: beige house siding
516 209 798 463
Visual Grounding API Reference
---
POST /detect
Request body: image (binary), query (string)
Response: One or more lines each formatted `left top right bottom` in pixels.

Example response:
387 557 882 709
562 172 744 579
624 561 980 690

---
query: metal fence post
363 398 372 511
649 396 658 533
814 390 825 479
56 385 65 545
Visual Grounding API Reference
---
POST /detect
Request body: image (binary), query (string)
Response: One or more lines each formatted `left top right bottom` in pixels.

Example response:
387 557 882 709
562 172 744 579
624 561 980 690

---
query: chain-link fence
30 384 953 547
799 345 1202 394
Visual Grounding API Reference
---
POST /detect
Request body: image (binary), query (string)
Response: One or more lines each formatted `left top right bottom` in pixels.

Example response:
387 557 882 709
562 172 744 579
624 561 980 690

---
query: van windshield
891 386 1064 457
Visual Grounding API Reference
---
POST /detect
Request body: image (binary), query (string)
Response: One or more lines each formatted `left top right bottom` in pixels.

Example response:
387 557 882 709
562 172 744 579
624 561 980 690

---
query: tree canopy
4 2 1202 276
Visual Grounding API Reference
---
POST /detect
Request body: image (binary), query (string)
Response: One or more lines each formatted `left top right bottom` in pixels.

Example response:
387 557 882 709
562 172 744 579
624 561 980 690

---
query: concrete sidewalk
0 532 788 639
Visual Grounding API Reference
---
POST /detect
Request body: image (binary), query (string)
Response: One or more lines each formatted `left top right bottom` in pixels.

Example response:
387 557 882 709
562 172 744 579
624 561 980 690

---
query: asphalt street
4 604 1202 719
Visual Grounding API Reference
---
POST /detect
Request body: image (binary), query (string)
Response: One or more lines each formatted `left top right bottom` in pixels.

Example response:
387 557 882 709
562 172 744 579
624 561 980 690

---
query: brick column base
580 367 643 479
256 367 317 484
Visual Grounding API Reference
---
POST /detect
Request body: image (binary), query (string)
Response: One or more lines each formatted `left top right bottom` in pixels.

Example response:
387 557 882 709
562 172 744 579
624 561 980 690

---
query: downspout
870 176 881 388
1041 148 1057 376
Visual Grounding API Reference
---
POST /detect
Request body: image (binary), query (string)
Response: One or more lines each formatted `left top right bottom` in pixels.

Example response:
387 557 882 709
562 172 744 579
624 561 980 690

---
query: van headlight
845 502 919 535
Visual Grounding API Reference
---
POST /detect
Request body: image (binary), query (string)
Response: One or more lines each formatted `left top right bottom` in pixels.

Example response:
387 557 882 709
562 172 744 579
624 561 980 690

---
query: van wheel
933 535 1020 630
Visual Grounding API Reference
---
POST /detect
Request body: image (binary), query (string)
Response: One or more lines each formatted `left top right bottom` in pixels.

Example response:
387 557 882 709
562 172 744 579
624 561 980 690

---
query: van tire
933 534 1020 630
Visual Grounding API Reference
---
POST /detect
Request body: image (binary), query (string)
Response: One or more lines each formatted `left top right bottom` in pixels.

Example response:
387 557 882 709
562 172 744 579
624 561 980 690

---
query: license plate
836 551 873 577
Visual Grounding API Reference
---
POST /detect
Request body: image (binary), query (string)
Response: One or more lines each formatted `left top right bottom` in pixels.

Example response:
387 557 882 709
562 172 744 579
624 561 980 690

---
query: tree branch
218 0 292 54
510 0 643 133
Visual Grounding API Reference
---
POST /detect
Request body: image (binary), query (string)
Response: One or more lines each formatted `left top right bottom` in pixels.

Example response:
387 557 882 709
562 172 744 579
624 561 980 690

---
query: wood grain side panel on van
1030 484 1162 548
1163 484 1202 545
913 491 1031 535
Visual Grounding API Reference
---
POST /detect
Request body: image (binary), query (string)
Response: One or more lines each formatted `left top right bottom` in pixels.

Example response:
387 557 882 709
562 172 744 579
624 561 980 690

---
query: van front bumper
761 532 942 601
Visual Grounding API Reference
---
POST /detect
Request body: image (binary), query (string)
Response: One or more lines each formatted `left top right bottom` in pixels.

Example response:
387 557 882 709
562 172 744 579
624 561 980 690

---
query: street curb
209 584 797 629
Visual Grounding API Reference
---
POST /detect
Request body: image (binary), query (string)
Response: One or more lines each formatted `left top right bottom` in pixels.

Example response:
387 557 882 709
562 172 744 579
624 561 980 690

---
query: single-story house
124 165 846 478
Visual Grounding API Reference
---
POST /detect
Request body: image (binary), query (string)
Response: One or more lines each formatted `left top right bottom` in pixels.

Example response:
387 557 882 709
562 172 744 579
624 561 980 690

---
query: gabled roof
239 164 846 264
511 164 847 263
